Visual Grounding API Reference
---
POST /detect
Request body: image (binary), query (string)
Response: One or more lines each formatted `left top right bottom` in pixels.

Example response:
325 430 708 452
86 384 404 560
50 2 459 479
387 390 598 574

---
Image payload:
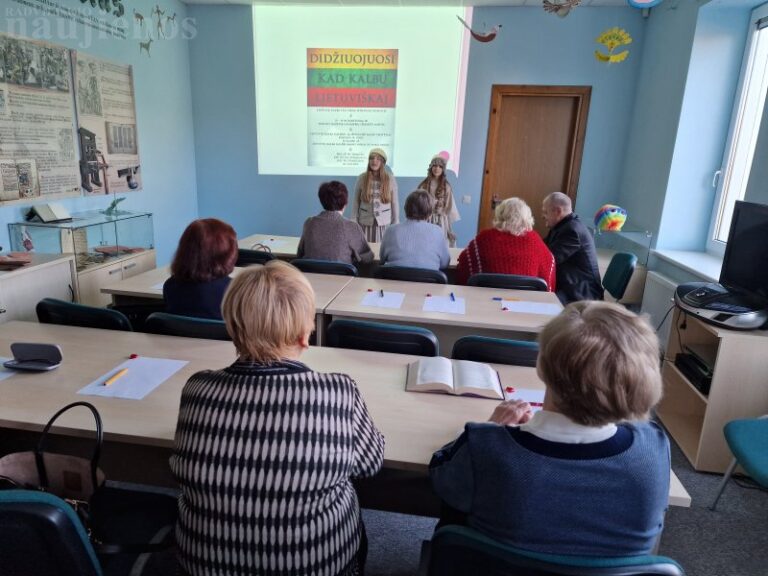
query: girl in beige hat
352 148 399 242
417 152 460 247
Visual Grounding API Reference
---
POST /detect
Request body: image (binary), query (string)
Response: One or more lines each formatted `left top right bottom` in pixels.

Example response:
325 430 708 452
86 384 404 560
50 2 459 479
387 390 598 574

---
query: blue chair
291 259 358 277
451 336 539 367
37 298 133 332
376 265 448 284
710 415 768 510
602 252 638 301
421 525 684 576
467 273 548 291
0 490 103 576
144 312 231 340
326 319 439 356
236 248 275 267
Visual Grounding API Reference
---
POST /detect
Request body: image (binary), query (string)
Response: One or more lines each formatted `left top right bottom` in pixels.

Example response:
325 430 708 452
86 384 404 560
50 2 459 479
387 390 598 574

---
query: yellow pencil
103 368 128 387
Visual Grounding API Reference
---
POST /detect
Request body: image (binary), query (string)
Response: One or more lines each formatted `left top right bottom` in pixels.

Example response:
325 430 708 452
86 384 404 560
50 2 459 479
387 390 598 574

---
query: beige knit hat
369 148 387 163
430 154 447 168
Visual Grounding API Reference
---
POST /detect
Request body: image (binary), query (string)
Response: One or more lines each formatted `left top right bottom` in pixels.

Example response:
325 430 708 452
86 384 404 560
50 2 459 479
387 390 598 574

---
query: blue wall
188 5 645 247
0 0 198 265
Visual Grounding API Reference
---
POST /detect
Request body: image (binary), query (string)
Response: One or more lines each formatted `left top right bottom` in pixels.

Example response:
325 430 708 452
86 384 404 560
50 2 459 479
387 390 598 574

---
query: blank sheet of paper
422 296 466 315
78 356 188 400
501 300 561 316
360 291 405 309
503 387 545 412
150 282 164 290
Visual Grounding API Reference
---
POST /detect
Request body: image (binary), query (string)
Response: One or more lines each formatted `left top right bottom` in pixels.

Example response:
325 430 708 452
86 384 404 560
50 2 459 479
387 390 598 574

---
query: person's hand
489 400 532 426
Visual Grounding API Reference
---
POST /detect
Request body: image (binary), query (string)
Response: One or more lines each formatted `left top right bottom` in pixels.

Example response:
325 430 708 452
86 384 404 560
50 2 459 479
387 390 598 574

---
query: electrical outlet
462 195 471 204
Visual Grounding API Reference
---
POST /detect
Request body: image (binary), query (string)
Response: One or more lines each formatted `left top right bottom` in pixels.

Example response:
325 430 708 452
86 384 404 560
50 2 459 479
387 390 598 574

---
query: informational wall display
307 48 398 168
0 33 80 204
74 52 142 194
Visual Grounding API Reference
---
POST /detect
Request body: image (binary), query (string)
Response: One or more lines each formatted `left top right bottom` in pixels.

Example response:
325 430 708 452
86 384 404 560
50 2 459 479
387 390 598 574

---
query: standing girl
418 153 460 247
352 148 399 242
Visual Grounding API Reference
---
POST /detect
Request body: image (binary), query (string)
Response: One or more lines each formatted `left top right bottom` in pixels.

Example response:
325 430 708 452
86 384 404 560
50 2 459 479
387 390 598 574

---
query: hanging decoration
594 205 628 231
627 0 664 7
594 27 632 64
456 16 502 43
542 0 581 18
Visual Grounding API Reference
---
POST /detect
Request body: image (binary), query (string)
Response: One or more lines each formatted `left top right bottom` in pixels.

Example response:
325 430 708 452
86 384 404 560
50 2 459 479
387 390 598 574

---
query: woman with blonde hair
352 147 399 242
171 261 385 576
417 152 460 247
456 197 555 287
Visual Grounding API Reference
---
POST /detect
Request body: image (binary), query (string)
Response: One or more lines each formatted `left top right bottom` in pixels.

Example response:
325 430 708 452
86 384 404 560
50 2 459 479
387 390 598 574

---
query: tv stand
675 282 768 330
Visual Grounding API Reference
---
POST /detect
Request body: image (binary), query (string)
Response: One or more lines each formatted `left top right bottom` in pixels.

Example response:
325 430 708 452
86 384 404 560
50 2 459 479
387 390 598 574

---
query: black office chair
467 273 548 291
292 259 358 277
37 298 133 332
421 525 685 576
0 489 103 576
603 252 638 301
108 303 167 332
326 319 439 356
236 248 276 267
451 336 539 367
144 312 231 340
375 265 448 284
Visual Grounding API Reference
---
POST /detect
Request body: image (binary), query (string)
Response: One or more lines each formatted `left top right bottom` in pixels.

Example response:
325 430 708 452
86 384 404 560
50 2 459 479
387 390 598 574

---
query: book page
406 356 455 394
452 360 503 400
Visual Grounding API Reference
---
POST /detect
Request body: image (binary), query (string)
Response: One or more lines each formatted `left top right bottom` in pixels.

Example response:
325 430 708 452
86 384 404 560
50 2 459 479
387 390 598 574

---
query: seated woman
456 197 555 288
430 301 669 557
171 261 385 576
298 180 374 265
163 218 237 319
379 189 450 271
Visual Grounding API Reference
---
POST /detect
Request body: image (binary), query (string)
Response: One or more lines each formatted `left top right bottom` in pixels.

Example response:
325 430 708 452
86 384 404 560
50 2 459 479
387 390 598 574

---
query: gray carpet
362 432 768 576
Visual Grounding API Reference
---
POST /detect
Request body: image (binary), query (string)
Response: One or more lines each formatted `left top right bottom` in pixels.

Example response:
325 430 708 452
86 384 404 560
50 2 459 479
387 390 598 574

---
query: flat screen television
720 200 768 306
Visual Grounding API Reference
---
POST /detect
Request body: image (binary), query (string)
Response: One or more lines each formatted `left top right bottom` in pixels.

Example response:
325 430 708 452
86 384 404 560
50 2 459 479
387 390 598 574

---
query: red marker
367 288 373 292
129 353 138 359
505 386 515 394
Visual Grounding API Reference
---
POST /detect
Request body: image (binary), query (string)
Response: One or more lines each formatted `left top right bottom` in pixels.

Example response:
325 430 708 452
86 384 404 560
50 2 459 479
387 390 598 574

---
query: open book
406 356 502 400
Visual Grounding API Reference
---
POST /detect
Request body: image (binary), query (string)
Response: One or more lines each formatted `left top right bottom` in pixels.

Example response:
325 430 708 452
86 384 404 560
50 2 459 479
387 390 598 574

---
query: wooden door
479 85 591 237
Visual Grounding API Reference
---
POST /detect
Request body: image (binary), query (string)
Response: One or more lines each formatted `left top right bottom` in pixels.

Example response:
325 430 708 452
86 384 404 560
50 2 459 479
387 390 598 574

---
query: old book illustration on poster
74 52 141 195
0 33 80 204
307 48 398 168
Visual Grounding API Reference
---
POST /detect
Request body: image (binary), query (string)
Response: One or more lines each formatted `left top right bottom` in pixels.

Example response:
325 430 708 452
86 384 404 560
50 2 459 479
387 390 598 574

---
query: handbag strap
34 401 103 492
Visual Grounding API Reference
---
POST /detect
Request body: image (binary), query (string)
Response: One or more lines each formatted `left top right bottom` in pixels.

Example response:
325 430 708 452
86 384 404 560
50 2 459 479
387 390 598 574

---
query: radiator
640 271 678 350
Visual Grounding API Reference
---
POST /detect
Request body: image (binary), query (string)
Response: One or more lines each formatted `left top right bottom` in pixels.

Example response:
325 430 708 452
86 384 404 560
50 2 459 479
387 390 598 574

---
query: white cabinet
77 250 156 307
0 255 76 323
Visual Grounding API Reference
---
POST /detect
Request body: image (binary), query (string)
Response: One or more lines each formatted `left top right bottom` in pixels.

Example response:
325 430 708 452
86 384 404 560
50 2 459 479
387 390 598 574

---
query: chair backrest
236 248 276 267
144 312 231 341
326 319 439 356
451 336 539 367
602 252 638 301
467 273 548 291
427 525 684 576
375 265 447 284
0 490 103 576
292 258 358 277
36 298 133 332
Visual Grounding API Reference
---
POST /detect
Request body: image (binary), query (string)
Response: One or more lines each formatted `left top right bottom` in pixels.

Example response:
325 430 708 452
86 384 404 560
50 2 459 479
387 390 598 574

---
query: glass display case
589 226 653 266
9 211 154 272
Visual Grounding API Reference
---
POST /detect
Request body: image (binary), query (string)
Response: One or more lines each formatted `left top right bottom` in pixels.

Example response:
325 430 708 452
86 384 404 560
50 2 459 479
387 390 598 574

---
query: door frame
478 85 592 231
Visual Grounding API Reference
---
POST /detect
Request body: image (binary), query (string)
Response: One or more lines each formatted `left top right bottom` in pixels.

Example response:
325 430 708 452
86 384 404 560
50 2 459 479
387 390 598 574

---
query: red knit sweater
456 228 556 290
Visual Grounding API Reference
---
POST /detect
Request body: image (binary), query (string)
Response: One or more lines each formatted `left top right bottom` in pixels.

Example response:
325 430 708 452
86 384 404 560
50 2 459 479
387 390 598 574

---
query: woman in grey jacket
351 147 399 242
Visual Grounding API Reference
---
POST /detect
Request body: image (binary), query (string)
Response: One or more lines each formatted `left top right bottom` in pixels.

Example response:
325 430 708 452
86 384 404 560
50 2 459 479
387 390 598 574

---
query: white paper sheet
360 291 405 309
0 357 17 381
503 387 545 412
150 282 164 290
252 238 288 250
77 356 188 400
501 300 561 316
422 295 466 315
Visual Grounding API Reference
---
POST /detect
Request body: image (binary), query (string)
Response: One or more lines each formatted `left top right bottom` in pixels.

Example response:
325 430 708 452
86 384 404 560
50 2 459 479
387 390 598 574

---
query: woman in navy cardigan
163 218 238 320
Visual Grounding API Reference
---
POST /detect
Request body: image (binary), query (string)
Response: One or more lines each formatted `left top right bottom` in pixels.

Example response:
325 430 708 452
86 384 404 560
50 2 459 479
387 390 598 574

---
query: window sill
652 250 722 283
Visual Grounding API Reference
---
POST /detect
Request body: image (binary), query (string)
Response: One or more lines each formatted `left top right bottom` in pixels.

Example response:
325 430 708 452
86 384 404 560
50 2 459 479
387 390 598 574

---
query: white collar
518 410 617 444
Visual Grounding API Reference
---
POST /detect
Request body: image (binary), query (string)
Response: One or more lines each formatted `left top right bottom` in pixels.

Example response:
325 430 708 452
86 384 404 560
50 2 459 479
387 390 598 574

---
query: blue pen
379 289 384 298
492 297 503 301
450 292 456 302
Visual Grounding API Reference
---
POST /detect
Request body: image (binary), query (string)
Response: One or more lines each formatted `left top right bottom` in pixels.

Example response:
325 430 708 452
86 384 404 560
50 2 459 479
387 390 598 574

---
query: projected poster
307 48 398 168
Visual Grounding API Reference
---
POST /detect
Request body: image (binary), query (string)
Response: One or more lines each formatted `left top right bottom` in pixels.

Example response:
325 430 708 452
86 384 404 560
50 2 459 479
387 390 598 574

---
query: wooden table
326 277 563 352
0 321 690 510
101 266 354 345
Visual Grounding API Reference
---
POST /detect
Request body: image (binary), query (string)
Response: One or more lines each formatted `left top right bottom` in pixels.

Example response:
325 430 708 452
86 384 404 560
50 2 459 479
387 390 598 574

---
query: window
710 6 768 249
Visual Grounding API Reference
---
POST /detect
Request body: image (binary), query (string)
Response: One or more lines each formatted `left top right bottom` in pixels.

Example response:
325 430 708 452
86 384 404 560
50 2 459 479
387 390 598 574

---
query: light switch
462 195 471 204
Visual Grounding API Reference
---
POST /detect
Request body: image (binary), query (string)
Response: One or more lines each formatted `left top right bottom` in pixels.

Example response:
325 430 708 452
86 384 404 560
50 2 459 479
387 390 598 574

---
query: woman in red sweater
457 197 555 289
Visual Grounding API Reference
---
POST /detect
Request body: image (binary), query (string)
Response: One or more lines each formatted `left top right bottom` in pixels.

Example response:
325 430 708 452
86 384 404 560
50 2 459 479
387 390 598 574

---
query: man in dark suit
542 192 603 304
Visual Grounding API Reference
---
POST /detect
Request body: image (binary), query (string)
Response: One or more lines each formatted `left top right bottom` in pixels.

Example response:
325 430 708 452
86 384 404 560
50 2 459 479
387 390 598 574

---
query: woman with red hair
163 218 238 319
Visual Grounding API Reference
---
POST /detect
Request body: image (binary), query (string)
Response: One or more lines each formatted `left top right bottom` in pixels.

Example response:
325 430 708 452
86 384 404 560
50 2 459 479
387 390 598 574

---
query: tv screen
720 200 768 304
